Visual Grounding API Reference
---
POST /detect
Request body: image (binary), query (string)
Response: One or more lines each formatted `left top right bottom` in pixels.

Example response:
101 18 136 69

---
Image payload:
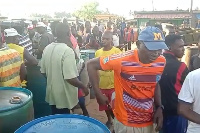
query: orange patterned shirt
100 49 166 127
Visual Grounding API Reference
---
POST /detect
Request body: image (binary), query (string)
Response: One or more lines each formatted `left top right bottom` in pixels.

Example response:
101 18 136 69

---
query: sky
0 0 200 18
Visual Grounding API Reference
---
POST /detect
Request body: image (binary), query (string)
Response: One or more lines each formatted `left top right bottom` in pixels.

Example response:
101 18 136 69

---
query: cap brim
143 41 168 50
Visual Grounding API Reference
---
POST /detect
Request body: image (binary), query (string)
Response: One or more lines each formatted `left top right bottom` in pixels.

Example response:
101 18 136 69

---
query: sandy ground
74 98 111 127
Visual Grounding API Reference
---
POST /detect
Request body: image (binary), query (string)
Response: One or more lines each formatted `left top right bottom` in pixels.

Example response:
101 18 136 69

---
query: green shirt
40 43 78 109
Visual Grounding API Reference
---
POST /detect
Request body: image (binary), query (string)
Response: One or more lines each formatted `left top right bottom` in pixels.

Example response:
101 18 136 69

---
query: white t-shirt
113 35 119 47
178 68 200 133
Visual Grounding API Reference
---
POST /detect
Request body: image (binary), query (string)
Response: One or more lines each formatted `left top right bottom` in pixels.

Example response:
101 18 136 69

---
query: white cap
4 28 21 37
36 22 47 28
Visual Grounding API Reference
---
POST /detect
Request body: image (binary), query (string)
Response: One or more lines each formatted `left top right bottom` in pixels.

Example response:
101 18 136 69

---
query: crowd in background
1 16 200 133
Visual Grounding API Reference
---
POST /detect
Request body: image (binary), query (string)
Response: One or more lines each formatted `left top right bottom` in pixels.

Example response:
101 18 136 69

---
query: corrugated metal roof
134 14 191 19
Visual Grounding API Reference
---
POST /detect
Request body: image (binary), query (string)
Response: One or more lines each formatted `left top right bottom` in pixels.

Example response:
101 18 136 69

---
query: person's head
165 34 185 58
4 28 21 45
137 26 168 63
145 22 150 27
35 22 47 34
80 24 84 32
93 18 97 23
55 22 71 41
107 22 112 29
27 25 35 39
85 21 91 33
71 26 77 36
127 23 130 28
92 26 99 36
102 31 113 47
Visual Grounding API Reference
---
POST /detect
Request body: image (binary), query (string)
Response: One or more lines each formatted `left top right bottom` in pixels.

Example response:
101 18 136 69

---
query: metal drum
26 65 52 118
80 49 97 99
15 114 111 133
0 87 34 133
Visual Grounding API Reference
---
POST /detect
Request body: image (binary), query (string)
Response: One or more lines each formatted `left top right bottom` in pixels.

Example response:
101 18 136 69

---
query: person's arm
177 74 200 123
24 49 38 66
180 63 189 85
153 83 163 132
62 49 88 95
178 101 200 124
38 36 49 54
87 55 120 105
87 58 102 99
189 56 195 71
20 63 27 82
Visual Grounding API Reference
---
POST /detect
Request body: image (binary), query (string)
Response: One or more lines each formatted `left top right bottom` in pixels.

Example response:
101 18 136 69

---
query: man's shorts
114 118 158 133
162 115 188 133
78 88 84 98
98 88 115 111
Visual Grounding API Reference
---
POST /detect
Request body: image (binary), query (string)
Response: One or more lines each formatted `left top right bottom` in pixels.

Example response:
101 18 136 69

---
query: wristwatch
156 105 164 110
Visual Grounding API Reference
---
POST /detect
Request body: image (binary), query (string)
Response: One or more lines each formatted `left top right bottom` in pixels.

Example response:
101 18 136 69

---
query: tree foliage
73 2 102 20
54 12 72 18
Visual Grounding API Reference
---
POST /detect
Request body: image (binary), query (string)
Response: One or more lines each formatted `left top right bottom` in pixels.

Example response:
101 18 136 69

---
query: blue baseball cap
138 26 168 50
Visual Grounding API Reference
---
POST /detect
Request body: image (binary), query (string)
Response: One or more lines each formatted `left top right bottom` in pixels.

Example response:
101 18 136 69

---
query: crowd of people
0 17 200 133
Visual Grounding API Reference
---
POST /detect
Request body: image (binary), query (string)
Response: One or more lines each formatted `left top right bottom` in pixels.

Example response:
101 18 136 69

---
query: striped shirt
0 47 22 87
19 34 33 55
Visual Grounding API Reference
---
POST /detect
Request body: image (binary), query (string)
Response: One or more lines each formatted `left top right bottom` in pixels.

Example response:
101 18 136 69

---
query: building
134 10 191 29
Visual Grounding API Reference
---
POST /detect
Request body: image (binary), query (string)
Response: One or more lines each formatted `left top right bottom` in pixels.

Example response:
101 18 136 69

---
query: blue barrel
80 49 96 59
80 49 97 99
15 114 111 133
0 87 34 133
26 65 52 118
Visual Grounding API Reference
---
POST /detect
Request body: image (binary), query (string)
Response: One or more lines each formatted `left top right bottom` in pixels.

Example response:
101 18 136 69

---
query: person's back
41 42 78 109
7 43 24 61
0 47 22 87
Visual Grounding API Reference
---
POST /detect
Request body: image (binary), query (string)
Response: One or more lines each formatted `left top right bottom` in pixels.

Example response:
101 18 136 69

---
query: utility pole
190 0 193 28
152 0 155 11
190 0 193 13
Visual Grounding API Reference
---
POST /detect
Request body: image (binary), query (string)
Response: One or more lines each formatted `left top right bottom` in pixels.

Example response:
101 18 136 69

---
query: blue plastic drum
15 114 110 133
80 49 96 60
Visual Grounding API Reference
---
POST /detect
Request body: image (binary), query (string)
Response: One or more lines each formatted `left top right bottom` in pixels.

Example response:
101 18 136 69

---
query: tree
73 2 102 20
54 12 71 18
30 13 52 19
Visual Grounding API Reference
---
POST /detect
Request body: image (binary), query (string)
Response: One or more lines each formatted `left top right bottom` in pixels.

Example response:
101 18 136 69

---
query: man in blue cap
87 26 168 133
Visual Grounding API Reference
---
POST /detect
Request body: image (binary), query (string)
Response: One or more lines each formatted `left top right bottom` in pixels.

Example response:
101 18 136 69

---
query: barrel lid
0 87 32 112
80 49 96 53
15 114 110 133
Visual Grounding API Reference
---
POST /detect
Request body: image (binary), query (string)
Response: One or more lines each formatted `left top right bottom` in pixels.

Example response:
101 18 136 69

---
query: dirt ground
74 98 114 131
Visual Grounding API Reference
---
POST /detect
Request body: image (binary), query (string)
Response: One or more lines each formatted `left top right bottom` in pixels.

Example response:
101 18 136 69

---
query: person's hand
153 107 163 132
96 93 109 105
82 87 89 96
87 83 92 88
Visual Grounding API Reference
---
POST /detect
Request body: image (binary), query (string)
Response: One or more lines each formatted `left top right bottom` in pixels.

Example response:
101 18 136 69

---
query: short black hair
55 22 70 39
165 34 182 47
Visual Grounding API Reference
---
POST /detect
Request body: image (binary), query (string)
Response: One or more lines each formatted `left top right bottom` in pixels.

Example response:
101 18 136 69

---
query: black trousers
51 105 70 115
125 41 132 51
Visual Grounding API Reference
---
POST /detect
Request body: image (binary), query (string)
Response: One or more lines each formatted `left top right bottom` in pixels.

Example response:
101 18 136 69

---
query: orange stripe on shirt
0 66 21 78
0 52 21 64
